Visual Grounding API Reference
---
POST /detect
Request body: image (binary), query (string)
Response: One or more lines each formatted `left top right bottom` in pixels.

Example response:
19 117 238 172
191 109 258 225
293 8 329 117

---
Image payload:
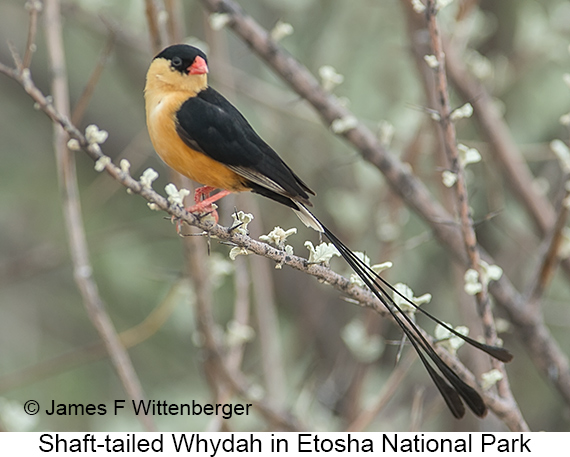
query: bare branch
525 179 570 305
22 0 42 69
423 1 518 411
43 0 155 432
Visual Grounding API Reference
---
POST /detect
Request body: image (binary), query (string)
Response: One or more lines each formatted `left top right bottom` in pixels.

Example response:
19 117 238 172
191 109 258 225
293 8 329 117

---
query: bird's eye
171 56 183 68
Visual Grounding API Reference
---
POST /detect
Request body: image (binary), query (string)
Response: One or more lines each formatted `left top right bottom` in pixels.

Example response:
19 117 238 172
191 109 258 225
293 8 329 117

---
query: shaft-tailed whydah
144 44 513 419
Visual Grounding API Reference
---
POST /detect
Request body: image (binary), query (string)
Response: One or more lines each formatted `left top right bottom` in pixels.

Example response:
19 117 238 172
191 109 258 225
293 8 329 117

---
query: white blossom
0 398 39 432
349 253 392 287
85 124 108 145
67 138 81 151
247 385 265 401
481 369 503 390
464 268 483 295
458 143 482 166
430 112 441 122
411 0 426 13
437 0 455 10
564 73 570 90
480 260 503 285
435 323 469 355
270 21 294 42
25 1 43 12
560 113 570 126
331 115 358 134
209 13 231 30
393 283 431 315
319 65 344 91
120 159 131 173
450 103 474 121
165 183 190 206
229 246 250 260
259 226 297 248
378 120 395 147
550 139 570 173
465 49 493 80
304 241 340 264
226 321 255 347
231 211 254 235
442 170 458 187
424 54 439 69
341 319 384 363
139 168 159 189
559 227 570 259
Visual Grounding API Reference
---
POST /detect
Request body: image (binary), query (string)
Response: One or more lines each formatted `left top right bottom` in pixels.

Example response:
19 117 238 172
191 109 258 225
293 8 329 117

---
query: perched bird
144 44 512 419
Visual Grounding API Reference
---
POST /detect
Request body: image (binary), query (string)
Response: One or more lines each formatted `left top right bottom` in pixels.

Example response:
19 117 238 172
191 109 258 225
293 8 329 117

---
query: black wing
176 87 314 206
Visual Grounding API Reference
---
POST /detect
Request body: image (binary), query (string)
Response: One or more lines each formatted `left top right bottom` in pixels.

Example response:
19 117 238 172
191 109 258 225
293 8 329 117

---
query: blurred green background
1 0 570 432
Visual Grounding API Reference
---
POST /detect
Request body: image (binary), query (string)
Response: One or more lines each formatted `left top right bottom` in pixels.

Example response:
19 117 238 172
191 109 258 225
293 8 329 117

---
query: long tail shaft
299 207 512 418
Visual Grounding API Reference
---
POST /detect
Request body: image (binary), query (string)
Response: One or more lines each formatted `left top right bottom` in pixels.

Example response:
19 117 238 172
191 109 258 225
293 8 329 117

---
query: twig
22 0 42 69
227 255 251 371
424 0 493 339
43 0 155 432
424 0 521 423
164 0 184 44
443 40 555 235
525 180 570 305
145 0 168 54
236 192 287 408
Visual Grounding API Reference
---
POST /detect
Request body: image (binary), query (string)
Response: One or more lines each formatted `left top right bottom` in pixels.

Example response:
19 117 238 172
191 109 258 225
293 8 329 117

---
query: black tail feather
318 223 509 418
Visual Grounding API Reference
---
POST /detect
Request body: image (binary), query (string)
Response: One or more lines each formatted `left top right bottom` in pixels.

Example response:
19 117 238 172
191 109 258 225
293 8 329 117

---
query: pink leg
186 189 232 224
194 185 217 204
187 189 231 213
173 187 231 232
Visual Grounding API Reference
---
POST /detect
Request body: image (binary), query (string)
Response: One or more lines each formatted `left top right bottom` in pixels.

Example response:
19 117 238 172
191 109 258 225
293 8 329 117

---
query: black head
154 44 208 75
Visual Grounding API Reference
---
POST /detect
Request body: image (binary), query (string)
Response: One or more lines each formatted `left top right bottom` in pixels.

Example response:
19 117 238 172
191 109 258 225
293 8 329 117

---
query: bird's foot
185 189 232 225
193 185 217 204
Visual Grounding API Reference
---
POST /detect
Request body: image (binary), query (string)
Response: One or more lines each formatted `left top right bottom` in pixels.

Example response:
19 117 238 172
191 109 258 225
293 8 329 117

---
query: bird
144 44 513 419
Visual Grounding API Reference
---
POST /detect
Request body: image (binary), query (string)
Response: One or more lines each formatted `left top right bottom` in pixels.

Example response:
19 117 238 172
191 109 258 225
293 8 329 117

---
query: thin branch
164 0 184 44
240 194 288 408
227 255 251 372
144 0 168 54
525 179 570 305
424 0 521 426
22 0 42 69
43 0 155 432
443 39 555 235
424 0 495 341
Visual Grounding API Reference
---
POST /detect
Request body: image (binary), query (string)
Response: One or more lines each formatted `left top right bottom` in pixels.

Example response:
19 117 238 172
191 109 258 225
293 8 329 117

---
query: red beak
188 56 208 75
